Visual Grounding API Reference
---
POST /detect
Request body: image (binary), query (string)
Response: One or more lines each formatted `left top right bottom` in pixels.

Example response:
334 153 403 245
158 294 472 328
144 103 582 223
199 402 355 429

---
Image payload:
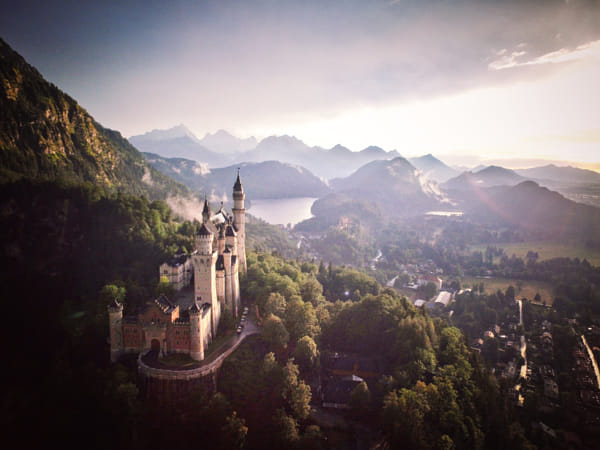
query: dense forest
1 175 534 449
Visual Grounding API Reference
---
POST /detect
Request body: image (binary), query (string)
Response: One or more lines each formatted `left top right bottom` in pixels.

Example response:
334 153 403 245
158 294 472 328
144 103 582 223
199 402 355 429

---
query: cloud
192 163 210 176
489 40 600 70
3 0 600 143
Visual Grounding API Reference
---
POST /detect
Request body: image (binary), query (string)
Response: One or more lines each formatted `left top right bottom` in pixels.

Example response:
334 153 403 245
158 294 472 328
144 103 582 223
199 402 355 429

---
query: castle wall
138 358 218 408
202 307 212 348
167 323 191 353
123 324 142 350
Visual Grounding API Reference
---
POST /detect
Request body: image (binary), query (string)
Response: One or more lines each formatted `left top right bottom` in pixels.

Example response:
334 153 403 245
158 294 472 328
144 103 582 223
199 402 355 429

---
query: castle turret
218 224 226 254
225 222 238 255
202 196 212 224
216 254 225 305
195 223 214 256
192 223 219 338
232 169 247 273
188 301 204 361
223 247 233 310
108 299 124 362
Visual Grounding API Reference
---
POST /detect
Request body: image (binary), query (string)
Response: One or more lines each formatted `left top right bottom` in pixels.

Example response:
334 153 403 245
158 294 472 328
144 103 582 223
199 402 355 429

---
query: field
469 242 600 267
460 276 554 306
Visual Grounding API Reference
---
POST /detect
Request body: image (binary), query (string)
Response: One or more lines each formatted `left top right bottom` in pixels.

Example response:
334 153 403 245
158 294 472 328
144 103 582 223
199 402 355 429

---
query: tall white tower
232 169 247 274
192 222 220 338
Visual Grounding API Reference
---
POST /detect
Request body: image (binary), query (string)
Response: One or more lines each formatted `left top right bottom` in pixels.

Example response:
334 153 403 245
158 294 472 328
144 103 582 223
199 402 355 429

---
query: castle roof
212 202 230 224
162 253 188 267
154 295 176 313
189 300 201 313
225 224 237 237
202 197 211 217
233 169 243 192
196 223 213 236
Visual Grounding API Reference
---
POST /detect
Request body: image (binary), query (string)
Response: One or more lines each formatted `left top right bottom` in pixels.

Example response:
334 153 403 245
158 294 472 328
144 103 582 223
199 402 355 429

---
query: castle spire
202 194 211 223
233 168 243 193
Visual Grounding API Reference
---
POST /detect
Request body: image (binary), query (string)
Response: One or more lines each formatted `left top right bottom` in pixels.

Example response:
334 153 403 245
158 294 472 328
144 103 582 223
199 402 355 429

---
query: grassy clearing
469 242 600 267
461 276 554 306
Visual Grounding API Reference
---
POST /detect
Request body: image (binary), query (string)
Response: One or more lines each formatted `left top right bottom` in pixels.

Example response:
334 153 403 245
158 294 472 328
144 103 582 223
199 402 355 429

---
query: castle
108 172 247 362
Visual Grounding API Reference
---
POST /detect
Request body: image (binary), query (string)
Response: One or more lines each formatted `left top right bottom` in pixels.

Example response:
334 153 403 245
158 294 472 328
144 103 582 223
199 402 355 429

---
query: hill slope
443 165 526 191
515 164 600 186
0 38 187 199
331 157 447 215
468 181 600 243
409 154 459 183
144 153 331 199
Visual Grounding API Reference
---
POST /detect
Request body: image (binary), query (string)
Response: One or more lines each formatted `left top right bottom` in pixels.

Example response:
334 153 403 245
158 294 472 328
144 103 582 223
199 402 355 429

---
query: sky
2 0 599 168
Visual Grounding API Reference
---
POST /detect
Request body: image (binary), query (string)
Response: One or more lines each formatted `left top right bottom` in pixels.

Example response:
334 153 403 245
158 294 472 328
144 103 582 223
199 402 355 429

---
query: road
141 310 260 372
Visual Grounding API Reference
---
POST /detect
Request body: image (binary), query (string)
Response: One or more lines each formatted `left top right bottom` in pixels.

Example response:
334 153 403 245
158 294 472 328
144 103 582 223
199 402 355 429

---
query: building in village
108 172 247 362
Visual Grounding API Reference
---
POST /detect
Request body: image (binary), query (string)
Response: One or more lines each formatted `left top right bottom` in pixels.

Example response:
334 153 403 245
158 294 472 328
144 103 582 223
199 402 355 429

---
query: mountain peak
203 129 234 139
329 144 352 154
131 125 200 143
360 145 386 155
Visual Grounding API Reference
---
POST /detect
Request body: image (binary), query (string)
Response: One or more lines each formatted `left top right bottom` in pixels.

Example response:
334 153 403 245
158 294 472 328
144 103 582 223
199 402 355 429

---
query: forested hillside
0 38 188 199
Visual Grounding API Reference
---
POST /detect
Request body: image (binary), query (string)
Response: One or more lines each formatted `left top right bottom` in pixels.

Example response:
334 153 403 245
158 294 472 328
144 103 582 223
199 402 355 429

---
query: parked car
236 326 242 334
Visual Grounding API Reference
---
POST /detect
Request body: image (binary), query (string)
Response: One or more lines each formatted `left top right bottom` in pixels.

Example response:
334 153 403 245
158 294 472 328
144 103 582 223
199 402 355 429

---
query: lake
247 197 318 226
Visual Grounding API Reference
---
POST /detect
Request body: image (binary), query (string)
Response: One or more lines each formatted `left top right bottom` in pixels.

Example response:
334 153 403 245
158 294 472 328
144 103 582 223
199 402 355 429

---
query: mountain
330 157 447 215
129 126 230 167
443 165 526 191
468 181 600 243
409 154 459 183
238 135 314 163
144 153 331 199
0 38 187 199
515 164 600 187
235 136 401 179
199 129 257 154
131 124 201 143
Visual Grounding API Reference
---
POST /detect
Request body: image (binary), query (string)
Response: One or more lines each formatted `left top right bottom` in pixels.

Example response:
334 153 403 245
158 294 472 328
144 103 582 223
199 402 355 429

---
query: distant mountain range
199 129 258 154
514 164 600 187
129 126 230 167
3 36 598 246
130 126 401 179
0 38 188 200
143 153 331 200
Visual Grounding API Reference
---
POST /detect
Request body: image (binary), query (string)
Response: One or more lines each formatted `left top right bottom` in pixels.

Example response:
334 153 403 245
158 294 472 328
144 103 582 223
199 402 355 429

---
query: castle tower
217 224 226 254
223 247 233 310
225 222 238 255
192 223 220 338
107 299 123 362
216 255 225 306
232 169 247 274
188 301 204 361
202 196 211 224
